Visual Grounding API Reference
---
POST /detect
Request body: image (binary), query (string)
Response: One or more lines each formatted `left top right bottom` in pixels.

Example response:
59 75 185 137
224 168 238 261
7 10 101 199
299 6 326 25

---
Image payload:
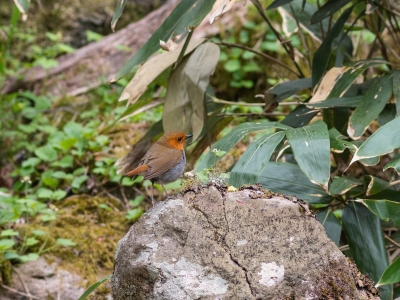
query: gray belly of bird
157 152 186 184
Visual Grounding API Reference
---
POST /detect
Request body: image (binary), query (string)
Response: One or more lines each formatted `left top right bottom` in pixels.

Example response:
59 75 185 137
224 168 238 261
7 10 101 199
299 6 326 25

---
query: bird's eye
177 137 182 142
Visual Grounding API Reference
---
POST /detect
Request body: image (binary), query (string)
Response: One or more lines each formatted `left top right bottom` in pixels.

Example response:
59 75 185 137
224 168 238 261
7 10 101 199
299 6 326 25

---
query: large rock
111 185 379 299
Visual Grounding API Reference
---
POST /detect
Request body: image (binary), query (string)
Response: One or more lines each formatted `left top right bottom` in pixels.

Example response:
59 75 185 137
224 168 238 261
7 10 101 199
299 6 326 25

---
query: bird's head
159 131 193 150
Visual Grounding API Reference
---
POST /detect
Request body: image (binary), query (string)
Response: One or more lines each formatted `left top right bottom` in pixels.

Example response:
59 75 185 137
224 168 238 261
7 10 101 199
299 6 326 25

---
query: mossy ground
17 195 130 297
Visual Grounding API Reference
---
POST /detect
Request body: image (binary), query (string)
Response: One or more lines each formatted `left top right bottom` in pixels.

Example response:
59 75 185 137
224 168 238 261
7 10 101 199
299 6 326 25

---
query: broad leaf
329 128 356 153
312 6 353 88
394 70 400 116
364 175 389 196
119 38 205 104
348 75 393 139
267 78 311 102
267 0 294 10
316 210 341 246
209 0 236 23
229 131 285 187
194 121 291 172
280 1 330 42
307 96 362 108
163 42 220 141
310 0 352 24
281 105 318 128
351 116 400 163
384 155 400 174
259 162 333 204
342 202 391 300
34 145 58 162
111 0 216 82
329 176 363 195
377 256 400 287
286 120 330 188
357 200 400 227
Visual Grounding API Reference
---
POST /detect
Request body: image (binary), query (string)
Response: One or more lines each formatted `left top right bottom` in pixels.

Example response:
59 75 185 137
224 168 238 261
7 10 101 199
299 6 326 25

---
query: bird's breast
157 151 186 184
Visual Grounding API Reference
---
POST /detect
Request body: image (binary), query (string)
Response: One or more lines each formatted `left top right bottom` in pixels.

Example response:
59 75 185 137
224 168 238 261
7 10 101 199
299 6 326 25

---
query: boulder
111 185 379 299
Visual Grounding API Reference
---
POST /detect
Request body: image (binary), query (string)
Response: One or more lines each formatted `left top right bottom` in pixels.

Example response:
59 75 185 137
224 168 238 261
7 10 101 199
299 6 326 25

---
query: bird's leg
161 184 169 198
151 180 156 207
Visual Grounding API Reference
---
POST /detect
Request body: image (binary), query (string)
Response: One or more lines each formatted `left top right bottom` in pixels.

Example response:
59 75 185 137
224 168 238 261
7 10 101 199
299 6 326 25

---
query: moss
0 259 13 285
18 195 131 296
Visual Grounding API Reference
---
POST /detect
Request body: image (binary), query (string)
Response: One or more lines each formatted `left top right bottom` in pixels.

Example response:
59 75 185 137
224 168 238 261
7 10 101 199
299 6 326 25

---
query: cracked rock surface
111 186 379 300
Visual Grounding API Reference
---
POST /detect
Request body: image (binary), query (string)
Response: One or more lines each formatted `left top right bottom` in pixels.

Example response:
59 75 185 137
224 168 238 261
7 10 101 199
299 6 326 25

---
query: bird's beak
185 134 193 140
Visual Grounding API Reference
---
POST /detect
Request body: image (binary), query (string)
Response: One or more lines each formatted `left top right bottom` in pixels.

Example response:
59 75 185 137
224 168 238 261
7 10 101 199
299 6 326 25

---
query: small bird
121 131 192 206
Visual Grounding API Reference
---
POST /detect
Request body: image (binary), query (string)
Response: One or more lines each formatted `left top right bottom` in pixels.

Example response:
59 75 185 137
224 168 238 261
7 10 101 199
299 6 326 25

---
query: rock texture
111 185 379 299
0 257 84 300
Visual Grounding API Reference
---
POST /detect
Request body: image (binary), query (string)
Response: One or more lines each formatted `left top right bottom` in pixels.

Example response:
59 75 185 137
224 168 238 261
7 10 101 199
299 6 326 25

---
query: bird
120 131 192 206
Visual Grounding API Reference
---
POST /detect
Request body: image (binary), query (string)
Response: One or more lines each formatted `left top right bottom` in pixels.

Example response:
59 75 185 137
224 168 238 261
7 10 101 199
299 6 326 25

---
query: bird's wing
142 146 184 180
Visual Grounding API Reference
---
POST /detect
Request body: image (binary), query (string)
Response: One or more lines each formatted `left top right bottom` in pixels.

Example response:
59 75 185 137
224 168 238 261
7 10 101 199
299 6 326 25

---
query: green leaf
112 0 216 82
307 96 362 108
351 116 400 163
126 207 144 221
25 237 39 246
267 78 311 102
280 105 318 128
22 157 41 168
34 145 58 162
129 195 144 207
32 230 46 236
56 238 76 247
229 131 285 187
329 176 363 195
342 202 391 300
312 6 353 88
0 239 15 250
4 252 20 260
364 175 389 196
310 0 352 24
357 199 400 227
321 59 387 101
51 155 74 168
348 75 393 139
194 121 291 172
286 120 330 188
19 253 39 262
63 122 83 138
13 0 30 14
329 128 356 153
394 70 400 116
383 156 400 174
378 104 396 127
36 187 53 199
1 229 19 237
377 256 400 287
42 177 59 189
60 138 78 151
224 59 241 72
267 0 294 10
316 210 341 246
52 190 66 201
71 175 88 189
163 42 220 141
259 162 333 204
111 0 127 31
78 274 112 300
